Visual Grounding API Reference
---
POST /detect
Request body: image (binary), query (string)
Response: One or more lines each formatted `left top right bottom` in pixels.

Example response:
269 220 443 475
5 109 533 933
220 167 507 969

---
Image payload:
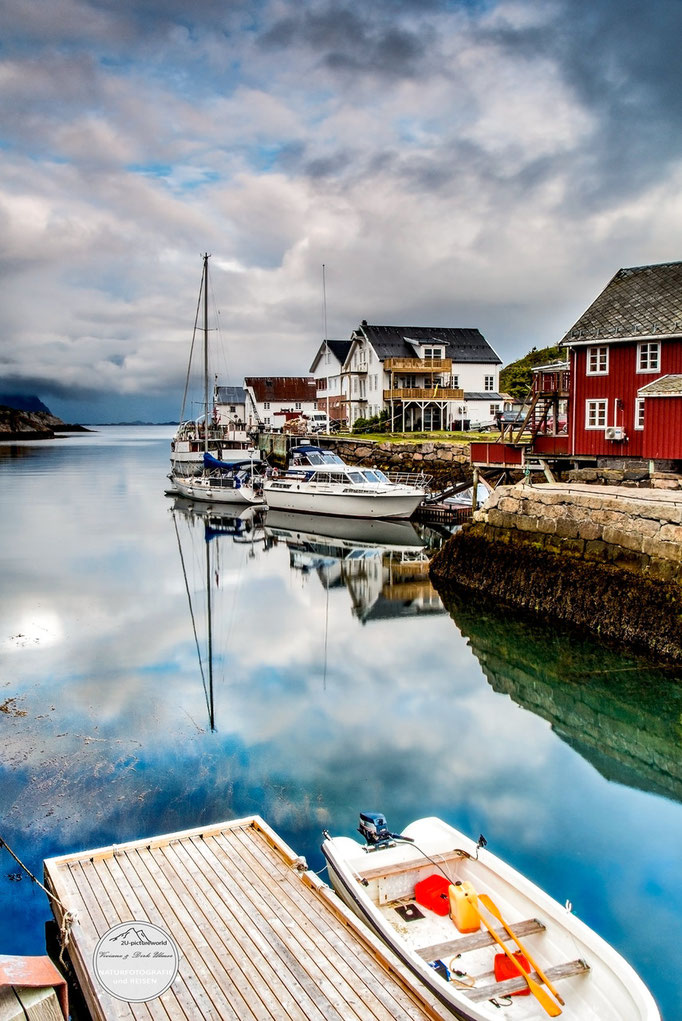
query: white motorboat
170 416 260 476
263 445 426 519
321 814 659 1021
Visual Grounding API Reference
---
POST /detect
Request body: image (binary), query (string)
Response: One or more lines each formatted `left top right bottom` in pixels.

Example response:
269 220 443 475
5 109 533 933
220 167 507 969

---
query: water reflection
262 509 445 623
441 589 682 804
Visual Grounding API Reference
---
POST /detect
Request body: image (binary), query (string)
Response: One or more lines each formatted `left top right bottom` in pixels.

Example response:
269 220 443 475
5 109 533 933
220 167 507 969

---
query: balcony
383 387 464 401
384 357 452 372
532 366 570 397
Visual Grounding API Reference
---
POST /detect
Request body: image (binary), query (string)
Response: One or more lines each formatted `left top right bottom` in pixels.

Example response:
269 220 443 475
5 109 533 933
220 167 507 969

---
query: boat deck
43 816 451 1021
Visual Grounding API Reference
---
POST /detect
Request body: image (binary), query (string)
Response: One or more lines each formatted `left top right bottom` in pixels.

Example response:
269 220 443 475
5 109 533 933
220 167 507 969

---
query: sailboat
169 254 265 505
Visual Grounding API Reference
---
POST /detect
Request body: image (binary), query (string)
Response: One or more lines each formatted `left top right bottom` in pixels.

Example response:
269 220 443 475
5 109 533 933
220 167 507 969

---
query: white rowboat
321 815 659 1021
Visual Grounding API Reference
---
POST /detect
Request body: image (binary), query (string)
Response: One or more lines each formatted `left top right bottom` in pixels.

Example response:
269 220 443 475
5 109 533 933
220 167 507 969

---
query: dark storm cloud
257 3 437 79
482 0 682 207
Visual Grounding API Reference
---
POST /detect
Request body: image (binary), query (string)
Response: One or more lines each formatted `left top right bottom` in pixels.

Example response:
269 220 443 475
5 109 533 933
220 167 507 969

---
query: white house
244 376 318 429
314 322 503 430
309 339 353 423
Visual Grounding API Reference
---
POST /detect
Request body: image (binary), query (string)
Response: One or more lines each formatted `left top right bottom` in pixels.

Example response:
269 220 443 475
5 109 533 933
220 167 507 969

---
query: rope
0 837 78 965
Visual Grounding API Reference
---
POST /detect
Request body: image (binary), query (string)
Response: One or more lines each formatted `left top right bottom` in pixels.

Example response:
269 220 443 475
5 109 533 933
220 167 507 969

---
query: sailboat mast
203 252 210 457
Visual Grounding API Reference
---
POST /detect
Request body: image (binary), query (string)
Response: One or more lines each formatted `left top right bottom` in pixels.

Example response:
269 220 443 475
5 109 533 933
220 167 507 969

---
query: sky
1 0 682 423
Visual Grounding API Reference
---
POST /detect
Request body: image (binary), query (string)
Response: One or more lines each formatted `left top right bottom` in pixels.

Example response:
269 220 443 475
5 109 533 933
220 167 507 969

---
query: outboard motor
358 812 391 846
358 812 414 851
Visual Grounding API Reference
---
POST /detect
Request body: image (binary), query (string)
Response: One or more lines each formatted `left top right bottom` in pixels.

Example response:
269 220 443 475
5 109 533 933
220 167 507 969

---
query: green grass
333 430 501 443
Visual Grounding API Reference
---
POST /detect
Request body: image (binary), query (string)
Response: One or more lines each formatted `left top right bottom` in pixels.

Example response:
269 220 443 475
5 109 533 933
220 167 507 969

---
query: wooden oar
468 900 562 1016
479 893 565 1006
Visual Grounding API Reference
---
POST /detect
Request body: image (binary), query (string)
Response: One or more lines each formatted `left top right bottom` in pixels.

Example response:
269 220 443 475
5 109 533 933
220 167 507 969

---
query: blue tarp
203 452 253 471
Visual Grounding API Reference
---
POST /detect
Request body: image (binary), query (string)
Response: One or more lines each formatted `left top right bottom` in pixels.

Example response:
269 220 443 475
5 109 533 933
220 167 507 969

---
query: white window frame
585 399 607 429
484 375 494 391
586 345 609 375
637 341 660 373
263 401 270 410
634 397 645 430
452 375 459 388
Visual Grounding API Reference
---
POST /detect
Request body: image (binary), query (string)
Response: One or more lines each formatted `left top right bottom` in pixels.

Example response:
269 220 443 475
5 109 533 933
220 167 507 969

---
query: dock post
472 467 479 513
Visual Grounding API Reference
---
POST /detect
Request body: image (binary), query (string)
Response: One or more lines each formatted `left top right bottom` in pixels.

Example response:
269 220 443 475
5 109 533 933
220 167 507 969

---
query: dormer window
422 346 444 360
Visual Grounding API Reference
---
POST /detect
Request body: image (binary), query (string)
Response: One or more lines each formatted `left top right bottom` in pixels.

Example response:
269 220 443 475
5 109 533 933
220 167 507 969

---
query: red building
472 261 682 475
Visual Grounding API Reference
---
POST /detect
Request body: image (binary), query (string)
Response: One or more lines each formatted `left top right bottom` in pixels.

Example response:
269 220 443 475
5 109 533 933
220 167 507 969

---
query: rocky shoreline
0 405 89 440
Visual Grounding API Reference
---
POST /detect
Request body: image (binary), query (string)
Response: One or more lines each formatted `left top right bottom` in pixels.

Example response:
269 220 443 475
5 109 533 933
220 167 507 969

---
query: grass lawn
332 430 501 443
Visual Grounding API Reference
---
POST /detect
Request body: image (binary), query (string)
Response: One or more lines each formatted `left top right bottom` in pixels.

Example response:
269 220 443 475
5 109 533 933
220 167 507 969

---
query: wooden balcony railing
383 387 464 401
384 357 452 372
532 368 570 397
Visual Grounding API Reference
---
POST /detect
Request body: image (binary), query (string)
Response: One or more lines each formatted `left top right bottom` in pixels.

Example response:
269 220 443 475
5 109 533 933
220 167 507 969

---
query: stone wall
430 481 682 661
475 482 682 582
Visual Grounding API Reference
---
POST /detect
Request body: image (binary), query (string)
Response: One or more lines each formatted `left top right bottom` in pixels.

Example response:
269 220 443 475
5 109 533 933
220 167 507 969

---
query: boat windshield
299 450 345 466
347 471 365 483
361 470 384 483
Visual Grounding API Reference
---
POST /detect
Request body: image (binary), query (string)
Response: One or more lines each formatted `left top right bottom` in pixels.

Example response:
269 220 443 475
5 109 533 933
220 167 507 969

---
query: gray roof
326 340 352 363
355 324 501 364
637 374 682 397
562 261 682 344
215 386 246 403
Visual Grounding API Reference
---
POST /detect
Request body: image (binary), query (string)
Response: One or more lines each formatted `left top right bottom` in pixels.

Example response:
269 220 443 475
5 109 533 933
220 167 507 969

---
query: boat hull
171 475 264 505
263 483 423 519
321 817 659 1021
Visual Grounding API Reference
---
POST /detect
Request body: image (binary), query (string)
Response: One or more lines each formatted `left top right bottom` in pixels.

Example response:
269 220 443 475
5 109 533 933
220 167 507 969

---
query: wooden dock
44 816 450 1021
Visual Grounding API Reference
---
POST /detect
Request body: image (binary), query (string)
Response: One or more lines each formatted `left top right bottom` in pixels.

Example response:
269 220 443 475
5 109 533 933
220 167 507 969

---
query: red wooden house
472 261 682 475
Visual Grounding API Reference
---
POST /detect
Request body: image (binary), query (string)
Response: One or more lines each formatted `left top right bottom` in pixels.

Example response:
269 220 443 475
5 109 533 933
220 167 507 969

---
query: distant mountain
0 393 52 414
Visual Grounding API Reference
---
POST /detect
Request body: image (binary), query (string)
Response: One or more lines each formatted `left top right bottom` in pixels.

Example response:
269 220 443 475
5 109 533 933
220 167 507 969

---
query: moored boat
321 814 660 1021
263 445 426 519
169 255 264 505
171 452 265 505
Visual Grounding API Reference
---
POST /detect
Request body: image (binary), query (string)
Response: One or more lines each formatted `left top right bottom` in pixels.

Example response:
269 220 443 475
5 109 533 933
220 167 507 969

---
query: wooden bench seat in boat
465 958 590 1002
360 849 469 883
416 917 546 961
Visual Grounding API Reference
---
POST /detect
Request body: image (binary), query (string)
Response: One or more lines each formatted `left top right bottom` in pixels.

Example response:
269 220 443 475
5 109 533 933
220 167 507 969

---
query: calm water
1 426 681 1019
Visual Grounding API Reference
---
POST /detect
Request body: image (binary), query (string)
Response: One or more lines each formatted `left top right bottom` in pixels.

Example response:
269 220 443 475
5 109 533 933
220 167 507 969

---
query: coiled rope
0 837 78 965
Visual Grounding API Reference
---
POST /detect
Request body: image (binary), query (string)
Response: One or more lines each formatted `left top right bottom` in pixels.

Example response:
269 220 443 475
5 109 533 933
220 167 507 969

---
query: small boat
263 445 426 519
321 814 660 1021
171 452 265 506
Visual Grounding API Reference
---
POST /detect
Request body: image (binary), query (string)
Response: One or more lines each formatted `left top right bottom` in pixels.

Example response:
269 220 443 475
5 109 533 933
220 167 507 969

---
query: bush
352 410 389 434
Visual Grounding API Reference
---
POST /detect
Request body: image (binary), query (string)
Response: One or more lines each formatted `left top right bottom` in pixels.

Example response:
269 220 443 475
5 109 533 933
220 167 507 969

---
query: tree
499 345 563 401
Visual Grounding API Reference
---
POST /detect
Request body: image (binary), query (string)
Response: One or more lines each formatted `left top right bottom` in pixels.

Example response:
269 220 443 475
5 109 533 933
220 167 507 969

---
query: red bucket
494 951 531 996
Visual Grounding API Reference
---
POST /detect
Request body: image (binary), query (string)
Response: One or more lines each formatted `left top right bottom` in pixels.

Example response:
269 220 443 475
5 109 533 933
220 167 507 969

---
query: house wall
642 396 682 460
570 340 682 458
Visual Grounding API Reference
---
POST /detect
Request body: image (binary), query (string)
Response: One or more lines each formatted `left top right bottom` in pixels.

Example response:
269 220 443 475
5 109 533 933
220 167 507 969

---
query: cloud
0 0 681 420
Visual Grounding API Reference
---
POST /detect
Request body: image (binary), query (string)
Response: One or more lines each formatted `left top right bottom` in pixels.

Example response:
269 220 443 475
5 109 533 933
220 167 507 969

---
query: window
264 416 271 424
489 404 501 416
295 402 301 410
229 405 236 413
484 375 494 391
452 375 459 388
587 346 609 374
635 397 645 430
263 401 270 410
637 341 660 372
585 399 607 429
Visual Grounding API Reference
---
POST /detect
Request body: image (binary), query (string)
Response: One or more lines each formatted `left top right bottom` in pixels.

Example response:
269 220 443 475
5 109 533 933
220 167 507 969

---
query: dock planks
44 817 450 1021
